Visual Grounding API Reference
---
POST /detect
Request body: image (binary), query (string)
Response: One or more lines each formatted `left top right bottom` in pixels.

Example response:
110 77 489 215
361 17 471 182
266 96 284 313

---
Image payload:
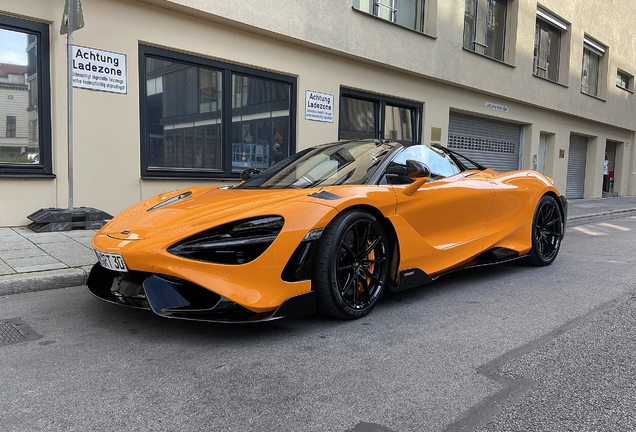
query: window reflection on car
383 144 461 185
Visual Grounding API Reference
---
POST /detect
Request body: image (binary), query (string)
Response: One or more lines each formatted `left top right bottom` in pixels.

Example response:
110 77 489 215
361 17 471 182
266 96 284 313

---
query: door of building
537 133 547 174
566 135 588 199
448 112 522 172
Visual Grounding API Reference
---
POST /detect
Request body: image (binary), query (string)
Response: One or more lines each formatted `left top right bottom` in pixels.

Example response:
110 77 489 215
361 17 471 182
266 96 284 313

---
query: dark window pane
616 71 630 89
534 20 560 81
463 0 477 50
0 28 39 163
145 55 223 170
384 105 413 145
395 0 424 32
231 73 291 171
581 47 600 96
464 0 506 61
484 0 506 60
141 46 294 178
339 97 376 140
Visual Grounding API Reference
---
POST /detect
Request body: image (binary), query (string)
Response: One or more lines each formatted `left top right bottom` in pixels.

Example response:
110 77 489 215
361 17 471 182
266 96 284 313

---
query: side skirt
393 248 526 292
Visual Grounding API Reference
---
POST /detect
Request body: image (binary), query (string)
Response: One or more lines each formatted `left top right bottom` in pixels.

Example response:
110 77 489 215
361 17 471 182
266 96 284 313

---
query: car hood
102 186 329 241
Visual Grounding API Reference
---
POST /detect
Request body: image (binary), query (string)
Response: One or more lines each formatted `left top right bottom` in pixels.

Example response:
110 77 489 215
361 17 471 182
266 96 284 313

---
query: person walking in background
603 153 610 193
271 128 284 166
270 143 283 166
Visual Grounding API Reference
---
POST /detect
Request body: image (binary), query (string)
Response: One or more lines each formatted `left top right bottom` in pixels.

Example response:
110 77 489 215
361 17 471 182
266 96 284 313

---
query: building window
581 36 606 98
339 89 421 146
0 15 52 177
616 70 632 92
353 0 429 34
6 116 16 137
463 0 507 61
140 45 296 178
533 8 567 82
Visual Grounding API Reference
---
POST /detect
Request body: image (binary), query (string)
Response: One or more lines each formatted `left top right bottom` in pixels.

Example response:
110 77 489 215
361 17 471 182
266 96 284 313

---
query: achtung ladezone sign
72 45 127 94
305 90 334 123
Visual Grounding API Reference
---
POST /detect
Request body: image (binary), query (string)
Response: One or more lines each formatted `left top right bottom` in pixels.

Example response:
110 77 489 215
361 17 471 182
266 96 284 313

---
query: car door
385 145 496 275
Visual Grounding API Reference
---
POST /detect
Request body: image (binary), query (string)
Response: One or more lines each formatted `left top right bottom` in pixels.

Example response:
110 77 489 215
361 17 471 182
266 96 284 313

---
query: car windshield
236 140 398 189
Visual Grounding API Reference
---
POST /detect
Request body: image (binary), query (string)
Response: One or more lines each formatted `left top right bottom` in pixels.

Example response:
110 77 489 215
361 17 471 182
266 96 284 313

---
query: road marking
597 222 631 231
572 226 606 236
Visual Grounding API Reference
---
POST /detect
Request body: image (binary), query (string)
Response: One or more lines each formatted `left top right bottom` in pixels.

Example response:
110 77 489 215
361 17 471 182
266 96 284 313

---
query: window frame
338 88 422 146
616 69 633 93
580 35 607 99
533 7 568 84
0 14 53 178
6 116 16 138
352 0 437 36
462 0 519 67
138 44 297 180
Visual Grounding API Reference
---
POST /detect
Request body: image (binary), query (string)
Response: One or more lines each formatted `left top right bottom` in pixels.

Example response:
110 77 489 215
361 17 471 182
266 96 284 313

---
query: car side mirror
405 159 431 179
401 160 431 196
240 168 261 182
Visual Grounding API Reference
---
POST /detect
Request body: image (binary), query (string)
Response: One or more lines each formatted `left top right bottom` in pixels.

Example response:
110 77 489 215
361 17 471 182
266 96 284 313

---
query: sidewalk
2 196 636 296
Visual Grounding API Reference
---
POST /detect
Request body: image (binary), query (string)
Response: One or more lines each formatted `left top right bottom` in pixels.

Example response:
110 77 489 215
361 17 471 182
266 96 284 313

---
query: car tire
313 210 390 319
528 195 564 266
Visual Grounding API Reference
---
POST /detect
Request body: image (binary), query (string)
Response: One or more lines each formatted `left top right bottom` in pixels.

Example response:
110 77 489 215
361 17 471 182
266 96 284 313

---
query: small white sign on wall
305 90 334 123
72 45 127 94
484 101 508 113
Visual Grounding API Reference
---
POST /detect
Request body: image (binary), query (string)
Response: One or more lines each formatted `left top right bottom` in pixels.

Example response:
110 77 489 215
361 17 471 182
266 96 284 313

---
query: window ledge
141 175 240 182
0 172 56 179
616 84 634 94
532 74 569 88
580 91 606 102
462 47 515 68
351 7 436 40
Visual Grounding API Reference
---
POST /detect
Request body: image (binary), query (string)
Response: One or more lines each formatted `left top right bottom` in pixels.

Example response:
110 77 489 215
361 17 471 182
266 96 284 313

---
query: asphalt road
1 216 635 432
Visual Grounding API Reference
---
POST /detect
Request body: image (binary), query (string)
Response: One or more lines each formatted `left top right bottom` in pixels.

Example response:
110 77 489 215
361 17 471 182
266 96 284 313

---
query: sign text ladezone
72 45 127 94
305 90 334 123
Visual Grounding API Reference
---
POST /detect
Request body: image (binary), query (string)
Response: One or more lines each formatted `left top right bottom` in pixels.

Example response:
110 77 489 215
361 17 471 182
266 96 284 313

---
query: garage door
448 112 521 172
566 135 588 199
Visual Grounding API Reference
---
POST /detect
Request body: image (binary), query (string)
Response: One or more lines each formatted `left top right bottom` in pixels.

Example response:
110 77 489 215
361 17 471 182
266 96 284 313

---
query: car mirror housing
405 159 431 179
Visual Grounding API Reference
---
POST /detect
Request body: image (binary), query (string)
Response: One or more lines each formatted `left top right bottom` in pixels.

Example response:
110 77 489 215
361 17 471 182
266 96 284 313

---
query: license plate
95 250 128 272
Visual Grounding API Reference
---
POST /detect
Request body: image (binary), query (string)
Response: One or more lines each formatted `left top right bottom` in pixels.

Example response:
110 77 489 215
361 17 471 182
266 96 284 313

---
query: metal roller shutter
566 135 588 199
448 112 521 172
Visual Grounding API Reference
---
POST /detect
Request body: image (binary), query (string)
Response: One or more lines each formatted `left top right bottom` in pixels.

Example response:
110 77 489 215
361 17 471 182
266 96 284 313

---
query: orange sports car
88 139 566 322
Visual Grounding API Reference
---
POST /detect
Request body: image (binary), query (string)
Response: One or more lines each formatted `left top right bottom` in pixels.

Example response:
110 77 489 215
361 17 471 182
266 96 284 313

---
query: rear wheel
313 210 389 319
528 195 563 266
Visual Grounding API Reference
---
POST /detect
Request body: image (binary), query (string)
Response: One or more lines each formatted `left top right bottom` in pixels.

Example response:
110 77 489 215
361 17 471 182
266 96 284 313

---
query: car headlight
167 216 284 265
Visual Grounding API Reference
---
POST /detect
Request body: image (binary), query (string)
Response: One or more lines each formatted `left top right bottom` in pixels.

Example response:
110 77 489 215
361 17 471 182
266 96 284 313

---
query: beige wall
0 0 635 226
157 0 636 129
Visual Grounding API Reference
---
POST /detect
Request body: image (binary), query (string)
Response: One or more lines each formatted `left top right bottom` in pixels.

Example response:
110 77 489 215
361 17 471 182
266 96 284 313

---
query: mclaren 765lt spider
88 139 566 322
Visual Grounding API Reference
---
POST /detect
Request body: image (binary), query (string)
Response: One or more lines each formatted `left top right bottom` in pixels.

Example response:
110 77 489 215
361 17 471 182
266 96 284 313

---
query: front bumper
86 263 316 323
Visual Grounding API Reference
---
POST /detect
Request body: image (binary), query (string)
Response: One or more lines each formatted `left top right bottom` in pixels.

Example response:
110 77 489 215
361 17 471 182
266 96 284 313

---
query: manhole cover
0 318 42 346
0 322 27 344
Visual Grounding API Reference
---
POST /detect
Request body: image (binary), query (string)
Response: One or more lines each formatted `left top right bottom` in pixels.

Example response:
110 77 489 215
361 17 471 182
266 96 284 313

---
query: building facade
1 0 635 226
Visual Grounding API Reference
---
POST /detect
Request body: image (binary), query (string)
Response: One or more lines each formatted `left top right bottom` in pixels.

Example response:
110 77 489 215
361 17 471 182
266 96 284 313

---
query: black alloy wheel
313 210 390 319
528 195 563 266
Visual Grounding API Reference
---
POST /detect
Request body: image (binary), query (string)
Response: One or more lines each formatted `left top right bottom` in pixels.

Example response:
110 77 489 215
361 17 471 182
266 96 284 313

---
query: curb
0 267 90 296
566 208 636 227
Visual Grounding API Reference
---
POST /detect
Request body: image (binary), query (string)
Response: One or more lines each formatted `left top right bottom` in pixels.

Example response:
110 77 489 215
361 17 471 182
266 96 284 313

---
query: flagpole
67 0 74 211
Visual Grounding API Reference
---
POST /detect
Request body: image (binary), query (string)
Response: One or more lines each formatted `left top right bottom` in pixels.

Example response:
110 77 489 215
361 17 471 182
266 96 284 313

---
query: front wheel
313 210 390 319
528 195 564 266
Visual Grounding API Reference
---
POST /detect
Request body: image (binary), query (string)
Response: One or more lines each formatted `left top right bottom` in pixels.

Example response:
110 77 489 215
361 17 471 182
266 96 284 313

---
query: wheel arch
541 190 566 233
332 204 400 286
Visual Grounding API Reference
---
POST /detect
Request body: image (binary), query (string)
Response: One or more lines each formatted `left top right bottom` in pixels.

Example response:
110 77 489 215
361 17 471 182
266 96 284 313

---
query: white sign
484 101 508 112
305 90 334 123
72 45 127 94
